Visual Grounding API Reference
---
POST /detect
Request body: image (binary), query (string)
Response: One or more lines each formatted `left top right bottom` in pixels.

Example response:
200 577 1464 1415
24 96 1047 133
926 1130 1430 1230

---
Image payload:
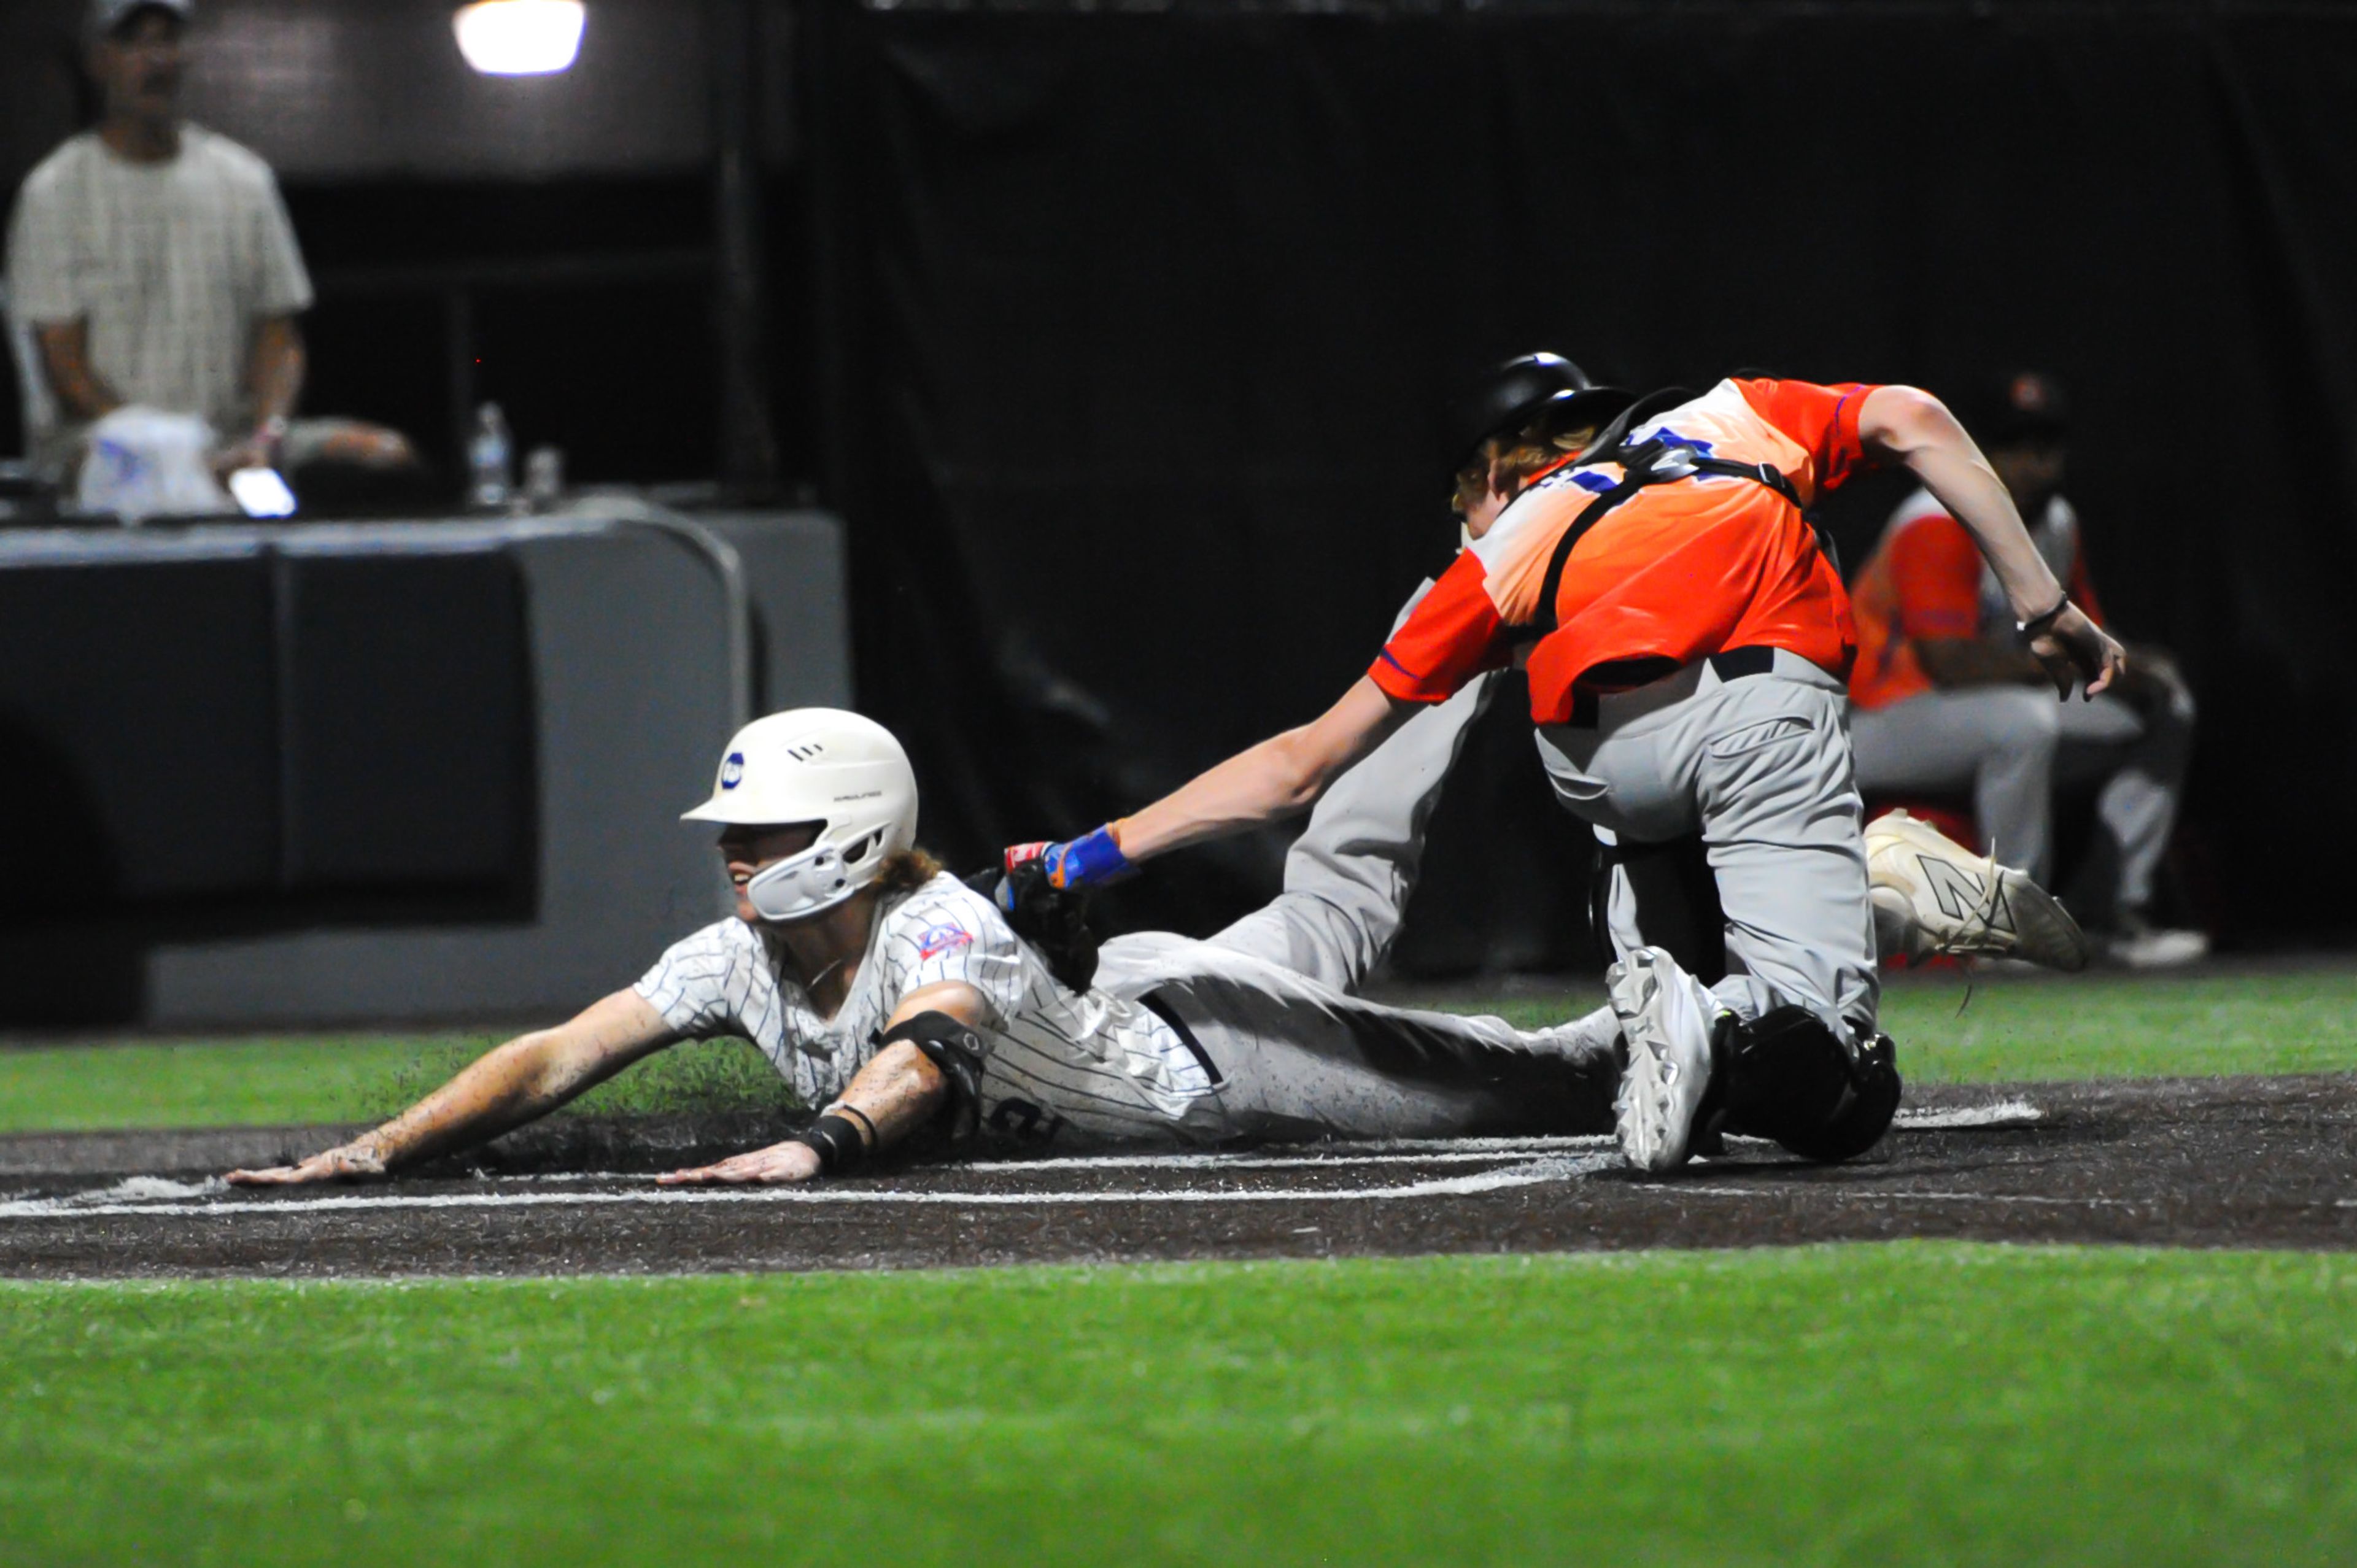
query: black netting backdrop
804 1 2357 960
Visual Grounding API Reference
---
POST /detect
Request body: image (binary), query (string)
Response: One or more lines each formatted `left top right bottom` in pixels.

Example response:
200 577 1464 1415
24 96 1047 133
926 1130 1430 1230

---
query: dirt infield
2 1076 2354 1278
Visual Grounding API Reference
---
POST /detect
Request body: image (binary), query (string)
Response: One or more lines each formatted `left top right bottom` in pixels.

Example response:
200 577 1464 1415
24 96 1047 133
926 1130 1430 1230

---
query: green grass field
3 967 2353 1135
6 969 2355 1564
0 1029 793 1135
5 1245 2355 1567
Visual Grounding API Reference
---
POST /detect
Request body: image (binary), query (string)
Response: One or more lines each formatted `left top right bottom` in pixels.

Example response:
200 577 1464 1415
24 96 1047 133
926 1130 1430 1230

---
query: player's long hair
1454 412 1603 513
875 845 945 893
1496 411 1603 484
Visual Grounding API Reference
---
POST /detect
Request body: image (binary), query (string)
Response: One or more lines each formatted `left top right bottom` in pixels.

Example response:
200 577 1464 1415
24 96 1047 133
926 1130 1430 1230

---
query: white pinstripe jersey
633 873 1219 1147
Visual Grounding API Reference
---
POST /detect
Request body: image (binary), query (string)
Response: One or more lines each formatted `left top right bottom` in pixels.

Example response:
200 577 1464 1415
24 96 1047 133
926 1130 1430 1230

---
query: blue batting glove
995 826 1136 914
1043 824 1134 889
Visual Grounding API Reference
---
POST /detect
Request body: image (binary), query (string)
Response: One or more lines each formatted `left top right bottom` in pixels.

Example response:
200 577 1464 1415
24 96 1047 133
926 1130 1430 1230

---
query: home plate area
4 1079 2357 1278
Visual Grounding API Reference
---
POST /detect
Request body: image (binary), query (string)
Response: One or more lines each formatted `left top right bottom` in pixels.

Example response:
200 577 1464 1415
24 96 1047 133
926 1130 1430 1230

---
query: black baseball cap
1981 370 2071 447
88 0 192 41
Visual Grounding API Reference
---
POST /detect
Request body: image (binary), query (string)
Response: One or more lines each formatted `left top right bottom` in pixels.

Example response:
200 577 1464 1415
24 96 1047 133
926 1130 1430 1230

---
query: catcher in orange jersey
1012 358 2124 1175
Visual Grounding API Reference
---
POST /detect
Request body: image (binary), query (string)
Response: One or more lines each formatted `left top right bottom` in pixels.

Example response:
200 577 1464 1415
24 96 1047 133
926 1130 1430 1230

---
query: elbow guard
880 1011 989 1144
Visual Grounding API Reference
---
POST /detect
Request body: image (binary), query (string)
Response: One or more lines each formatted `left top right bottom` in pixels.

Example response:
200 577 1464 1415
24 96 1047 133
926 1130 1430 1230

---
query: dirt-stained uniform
637 678 1616 1151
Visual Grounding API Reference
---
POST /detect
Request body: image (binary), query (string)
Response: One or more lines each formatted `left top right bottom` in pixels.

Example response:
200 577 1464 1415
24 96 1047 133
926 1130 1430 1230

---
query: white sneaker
1864 809 2091 973
2106 913 2210 970
1607 948 1718 1173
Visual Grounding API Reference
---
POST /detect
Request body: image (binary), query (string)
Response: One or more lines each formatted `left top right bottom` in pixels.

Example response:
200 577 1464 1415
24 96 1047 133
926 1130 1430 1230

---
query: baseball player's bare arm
224 989 677 1185
654 981 975 1186
32 320 126 423
1112 676 1414 863
1858 385 2123 697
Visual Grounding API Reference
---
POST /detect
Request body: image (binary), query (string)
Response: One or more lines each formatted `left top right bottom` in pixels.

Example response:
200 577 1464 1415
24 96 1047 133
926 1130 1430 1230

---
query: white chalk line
190 1102 2032 1188
1894 1099 2042 1131
1673 1185 2139 1208
0 1155 1616 1221
0 1099 2045 1224
493 1140 1619 1180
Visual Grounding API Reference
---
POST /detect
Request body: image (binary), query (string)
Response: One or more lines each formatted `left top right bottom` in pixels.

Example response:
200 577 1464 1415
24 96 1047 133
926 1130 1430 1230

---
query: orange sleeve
1884 515 1985 640
1368 550 1511 703
1733 379 1882 495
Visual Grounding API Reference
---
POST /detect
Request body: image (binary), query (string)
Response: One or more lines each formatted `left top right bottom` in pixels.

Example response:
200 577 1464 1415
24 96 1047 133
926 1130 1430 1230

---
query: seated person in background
2 0 420 510
1846 371 2204 968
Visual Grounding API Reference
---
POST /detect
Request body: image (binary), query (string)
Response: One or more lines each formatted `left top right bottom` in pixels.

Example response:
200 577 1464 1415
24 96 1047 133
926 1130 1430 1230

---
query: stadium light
453 0 586 76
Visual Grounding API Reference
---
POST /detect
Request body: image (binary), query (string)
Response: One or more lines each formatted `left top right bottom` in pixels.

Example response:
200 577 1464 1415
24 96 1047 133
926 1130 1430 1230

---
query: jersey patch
916 922 975 960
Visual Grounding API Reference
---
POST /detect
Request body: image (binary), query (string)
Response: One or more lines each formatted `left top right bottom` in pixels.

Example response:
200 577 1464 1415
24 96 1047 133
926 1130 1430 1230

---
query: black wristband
2016 597 2070 639
795 1113 868 1175
832 1103 878 1148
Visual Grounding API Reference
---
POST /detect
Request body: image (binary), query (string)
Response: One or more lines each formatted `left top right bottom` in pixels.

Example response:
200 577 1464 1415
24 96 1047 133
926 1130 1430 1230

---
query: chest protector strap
1526 390 1816 639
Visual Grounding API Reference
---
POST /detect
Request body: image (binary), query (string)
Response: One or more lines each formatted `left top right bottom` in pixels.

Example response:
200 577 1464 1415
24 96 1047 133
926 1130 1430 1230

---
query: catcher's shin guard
1697 1006 1901 1164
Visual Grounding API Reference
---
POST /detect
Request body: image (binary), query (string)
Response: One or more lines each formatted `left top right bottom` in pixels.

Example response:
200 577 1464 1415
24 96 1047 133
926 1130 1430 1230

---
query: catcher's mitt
964 857 1100 993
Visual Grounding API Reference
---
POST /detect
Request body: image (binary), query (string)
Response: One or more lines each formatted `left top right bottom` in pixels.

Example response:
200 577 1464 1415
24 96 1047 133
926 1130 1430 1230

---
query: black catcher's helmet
1450 352 1634 470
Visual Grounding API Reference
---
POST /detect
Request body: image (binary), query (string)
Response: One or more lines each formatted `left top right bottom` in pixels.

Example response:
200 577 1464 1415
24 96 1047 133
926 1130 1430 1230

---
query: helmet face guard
746 837 873 922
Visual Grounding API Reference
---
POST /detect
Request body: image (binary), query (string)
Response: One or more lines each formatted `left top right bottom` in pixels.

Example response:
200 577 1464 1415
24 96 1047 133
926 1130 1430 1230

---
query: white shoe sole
1608 949 1716 1174
2110 928 2210 969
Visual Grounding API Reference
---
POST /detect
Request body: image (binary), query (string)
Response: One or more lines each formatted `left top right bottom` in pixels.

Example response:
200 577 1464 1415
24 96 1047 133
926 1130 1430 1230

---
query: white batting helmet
682 708 919 922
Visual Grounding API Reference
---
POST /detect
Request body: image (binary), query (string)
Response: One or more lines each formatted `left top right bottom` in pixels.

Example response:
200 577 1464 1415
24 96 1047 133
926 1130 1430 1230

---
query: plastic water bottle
468 402 513 509
524 444 565 508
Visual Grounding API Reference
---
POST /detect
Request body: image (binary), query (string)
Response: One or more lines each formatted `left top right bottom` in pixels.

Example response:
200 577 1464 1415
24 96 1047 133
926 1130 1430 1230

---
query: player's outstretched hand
2030 603 2126 700
226 1142 389 1186
656 1139 821 1186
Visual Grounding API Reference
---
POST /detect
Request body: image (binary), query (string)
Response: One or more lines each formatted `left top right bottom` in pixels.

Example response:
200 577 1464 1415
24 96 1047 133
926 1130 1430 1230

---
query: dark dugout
803 0 2357 962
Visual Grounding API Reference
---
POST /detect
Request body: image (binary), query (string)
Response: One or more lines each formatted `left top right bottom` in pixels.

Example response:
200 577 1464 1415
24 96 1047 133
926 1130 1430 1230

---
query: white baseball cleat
1864 809 2092 973
1607 947 1719 1173
2105 911 2210 970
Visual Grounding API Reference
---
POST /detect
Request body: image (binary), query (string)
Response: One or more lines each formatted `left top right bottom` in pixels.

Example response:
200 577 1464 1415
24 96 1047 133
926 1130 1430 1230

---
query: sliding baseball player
228 697 1624 1188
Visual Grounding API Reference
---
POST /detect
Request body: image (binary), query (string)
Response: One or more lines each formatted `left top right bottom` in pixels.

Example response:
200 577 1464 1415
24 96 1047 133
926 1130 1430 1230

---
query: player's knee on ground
1703 1006 1900 1162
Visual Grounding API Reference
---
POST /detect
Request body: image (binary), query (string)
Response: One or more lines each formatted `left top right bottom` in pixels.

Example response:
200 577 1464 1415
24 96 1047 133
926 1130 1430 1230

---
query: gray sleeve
4 175 85 327
249 170 312 317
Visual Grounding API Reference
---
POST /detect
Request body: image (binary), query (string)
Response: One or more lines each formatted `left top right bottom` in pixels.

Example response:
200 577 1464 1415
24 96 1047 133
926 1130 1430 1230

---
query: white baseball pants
1093 671 1619 1142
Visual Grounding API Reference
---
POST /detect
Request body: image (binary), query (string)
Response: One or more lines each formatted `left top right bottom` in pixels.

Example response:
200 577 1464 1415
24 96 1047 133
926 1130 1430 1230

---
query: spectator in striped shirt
4 0 420 508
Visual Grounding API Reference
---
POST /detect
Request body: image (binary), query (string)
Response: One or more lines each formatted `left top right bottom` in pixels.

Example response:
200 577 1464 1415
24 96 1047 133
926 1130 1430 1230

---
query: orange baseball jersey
1370 377 1879 724
1848 490 2108 712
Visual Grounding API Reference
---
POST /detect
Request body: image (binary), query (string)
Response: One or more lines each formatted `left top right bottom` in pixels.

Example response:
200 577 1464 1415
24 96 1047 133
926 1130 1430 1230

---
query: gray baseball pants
1848 675 2194 919
1535 649 1880 1049
1094 671 1618 1142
